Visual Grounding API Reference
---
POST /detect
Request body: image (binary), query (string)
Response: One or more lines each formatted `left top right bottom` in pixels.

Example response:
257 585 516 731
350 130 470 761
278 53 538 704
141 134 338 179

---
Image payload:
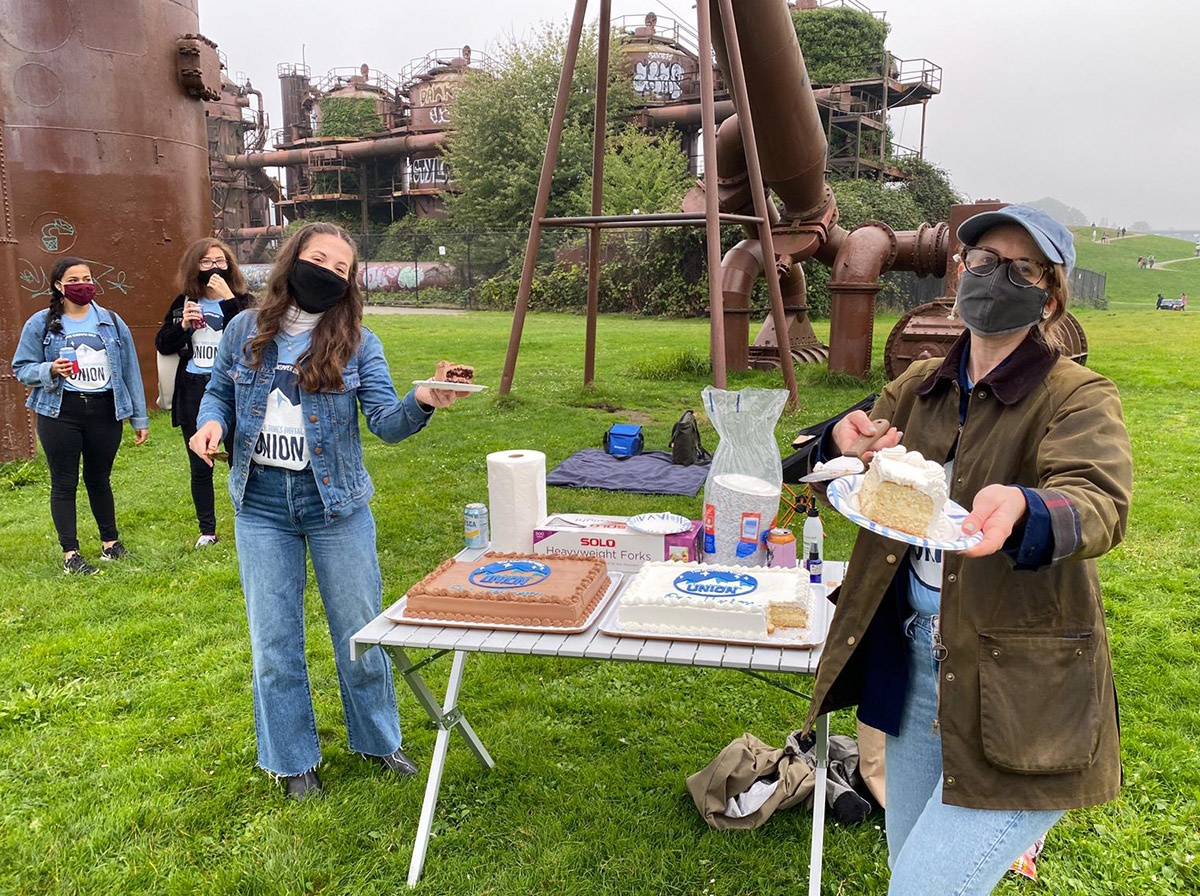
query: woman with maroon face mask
12 256 149 575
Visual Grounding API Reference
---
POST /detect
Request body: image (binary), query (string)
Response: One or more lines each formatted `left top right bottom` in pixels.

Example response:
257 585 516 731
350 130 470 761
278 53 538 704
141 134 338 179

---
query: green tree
571 125 694 215
792 6 889 84
443 21 637 231
894 156 961 223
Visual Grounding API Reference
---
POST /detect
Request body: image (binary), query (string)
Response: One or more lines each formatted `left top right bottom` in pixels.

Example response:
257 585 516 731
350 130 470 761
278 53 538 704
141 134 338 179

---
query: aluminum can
464 502 490 549
58 346 79 376
767 527 797 568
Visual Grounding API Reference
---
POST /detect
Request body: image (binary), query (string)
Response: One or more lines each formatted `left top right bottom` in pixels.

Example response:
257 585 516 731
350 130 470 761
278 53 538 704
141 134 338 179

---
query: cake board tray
384 572 623 634
596 583 830 649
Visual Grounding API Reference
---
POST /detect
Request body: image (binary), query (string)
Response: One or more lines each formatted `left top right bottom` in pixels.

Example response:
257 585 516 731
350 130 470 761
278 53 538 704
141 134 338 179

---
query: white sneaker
195 534 219 548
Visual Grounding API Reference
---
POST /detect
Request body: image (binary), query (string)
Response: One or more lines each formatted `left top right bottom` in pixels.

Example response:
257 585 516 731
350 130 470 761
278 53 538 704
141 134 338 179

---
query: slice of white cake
857 446 948 536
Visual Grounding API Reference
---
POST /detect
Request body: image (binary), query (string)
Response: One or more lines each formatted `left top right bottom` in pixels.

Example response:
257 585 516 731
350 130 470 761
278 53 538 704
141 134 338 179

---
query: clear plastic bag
701 386 788 565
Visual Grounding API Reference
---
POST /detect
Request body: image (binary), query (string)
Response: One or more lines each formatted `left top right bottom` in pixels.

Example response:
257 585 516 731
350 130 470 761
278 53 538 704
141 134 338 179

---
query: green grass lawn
2 296 1198 894
1073 228 1199 311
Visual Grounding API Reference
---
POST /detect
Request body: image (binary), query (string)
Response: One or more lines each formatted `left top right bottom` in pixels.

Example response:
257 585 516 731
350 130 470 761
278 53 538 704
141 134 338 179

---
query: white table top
353 560 845 676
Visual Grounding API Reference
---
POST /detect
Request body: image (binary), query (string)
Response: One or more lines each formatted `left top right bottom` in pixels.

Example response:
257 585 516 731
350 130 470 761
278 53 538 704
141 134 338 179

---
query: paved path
364 305 467 315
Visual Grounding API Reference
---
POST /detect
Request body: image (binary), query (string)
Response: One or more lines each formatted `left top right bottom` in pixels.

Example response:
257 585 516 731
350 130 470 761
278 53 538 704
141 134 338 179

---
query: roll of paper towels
487 450 547 552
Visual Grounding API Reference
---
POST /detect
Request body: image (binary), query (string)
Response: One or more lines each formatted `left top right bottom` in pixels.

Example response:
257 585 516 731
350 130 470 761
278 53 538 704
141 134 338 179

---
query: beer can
464 502 490 549
58 346 79 376
766 527 797 568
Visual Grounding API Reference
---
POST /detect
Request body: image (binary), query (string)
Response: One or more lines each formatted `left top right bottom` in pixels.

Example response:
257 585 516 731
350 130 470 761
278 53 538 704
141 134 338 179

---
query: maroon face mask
62 282 97 305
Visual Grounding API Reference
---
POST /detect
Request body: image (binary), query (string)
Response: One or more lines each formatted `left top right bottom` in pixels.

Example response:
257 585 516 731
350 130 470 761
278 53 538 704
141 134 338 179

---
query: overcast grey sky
200 0 1198 230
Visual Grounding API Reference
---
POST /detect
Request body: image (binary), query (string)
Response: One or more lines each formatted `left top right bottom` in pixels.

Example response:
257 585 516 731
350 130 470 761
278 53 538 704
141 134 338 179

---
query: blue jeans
884 612 1064 896
235 463 402 776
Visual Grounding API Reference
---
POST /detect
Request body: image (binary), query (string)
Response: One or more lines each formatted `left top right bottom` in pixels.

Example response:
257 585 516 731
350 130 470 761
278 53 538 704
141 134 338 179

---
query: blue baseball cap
956 205 1076 274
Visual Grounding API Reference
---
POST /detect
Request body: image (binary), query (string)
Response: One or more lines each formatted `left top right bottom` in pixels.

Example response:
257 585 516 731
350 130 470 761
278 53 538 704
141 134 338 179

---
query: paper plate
626 512 693 535
412 379 488 392
826 474 984 552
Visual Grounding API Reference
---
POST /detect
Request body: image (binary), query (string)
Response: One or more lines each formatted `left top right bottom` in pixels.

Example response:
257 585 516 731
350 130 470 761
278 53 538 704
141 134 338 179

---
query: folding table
352 554 844 894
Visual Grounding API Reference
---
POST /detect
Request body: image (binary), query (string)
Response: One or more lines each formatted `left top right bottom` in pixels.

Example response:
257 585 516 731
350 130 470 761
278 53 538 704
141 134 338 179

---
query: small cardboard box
532 513 703 573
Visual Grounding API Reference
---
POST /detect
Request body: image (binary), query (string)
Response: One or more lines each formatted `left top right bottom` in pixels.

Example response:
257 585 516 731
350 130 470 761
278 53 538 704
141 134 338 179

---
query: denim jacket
198 310 433 522
11 305 149 429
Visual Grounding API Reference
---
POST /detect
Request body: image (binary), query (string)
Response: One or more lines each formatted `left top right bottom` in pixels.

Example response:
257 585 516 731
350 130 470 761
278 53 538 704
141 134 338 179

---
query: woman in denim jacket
190 222 470 801
11 256 149 575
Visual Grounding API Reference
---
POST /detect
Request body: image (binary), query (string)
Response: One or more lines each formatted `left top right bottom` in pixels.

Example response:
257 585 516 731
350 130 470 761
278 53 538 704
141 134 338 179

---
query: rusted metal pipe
707 0 832 222
223 132 444 169
827 223 897 376
712 0 799 406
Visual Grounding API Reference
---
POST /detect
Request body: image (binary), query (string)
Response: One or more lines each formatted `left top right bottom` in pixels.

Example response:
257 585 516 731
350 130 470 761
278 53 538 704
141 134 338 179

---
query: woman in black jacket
155 238 252 547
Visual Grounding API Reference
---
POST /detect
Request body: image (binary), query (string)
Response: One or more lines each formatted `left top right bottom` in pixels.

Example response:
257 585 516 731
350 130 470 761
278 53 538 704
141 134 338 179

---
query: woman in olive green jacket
806 206 1132 895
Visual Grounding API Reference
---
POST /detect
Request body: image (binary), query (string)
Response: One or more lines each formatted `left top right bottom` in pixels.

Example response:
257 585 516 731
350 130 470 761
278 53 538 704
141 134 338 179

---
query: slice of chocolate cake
435 359 474 384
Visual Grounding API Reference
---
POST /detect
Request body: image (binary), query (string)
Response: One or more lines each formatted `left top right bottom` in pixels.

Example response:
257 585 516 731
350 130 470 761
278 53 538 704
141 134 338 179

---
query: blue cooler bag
604 423 644 458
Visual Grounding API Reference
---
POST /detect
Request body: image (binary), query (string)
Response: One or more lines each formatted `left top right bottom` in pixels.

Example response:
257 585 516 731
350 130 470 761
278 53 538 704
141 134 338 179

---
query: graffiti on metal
416 82 455 107
240 261 454 293
18 257 132 303
410 156 449 186
632 55 685 100
37 215 77 253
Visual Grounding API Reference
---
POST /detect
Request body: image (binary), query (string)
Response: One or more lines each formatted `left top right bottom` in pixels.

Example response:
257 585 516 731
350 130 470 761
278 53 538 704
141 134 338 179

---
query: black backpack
670 409 711 466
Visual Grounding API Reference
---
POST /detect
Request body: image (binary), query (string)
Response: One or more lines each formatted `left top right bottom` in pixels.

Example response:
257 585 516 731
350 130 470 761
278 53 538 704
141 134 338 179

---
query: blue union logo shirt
252 333 311 470
59 306 111 392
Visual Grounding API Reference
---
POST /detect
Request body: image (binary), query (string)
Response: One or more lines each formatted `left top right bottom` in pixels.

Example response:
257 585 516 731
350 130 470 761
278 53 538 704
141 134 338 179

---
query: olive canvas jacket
805 329 1132 811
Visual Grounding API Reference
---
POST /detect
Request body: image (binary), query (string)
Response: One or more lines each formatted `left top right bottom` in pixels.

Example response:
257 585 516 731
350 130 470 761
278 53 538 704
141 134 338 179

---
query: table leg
808 712 830 896
399 650 491 888
383 646 495 768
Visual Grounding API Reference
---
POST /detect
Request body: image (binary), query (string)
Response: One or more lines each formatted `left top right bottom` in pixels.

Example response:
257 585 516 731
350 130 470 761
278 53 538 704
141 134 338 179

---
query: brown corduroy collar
913 327 1060 405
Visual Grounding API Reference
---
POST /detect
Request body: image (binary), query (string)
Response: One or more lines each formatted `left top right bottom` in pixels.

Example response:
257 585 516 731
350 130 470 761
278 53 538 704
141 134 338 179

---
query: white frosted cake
857 446 948 536
617 561 811 639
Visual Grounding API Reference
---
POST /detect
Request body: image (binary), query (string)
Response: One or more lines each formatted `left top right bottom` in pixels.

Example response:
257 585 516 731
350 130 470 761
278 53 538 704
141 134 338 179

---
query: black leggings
37 390 123 553
178 371 234 535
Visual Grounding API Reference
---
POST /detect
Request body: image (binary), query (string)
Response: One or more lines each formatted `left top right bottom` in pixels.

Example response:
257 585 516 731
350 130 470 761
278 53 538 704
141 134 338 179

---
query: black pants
177 371 234 535
37 390 123 553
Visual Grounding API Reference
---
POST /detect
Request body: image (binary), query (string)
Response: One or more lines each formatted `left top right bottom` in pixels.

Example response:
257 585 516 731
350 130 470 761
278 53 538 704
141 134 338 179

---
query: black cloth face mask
198 267 227 287
956 265 1049 337
288 259 348 313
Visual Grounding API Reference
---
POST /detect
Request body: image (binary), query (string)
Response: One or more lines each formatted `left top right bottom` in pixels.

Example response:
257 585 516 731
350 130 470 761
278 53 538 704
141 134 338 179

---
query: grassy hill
1072 229 1199 310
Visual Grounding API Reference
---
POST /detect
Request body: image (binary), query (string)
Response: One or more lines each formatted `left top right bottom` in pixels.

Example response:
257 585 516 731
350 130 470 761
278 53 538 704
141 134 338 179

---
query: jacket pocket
978 630 1099 774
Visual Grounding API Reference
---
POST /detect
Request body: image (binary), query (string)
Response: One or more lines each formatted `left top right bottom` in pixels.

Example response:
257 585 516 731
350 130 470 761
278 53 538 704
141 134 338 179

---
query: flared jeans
234 463 402 776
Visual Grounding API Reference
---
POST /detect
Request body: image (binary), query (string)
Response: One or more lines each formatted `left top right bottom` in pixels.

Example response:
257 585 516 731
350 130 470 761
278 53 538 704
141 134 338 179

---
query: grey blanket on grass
545 449 710 497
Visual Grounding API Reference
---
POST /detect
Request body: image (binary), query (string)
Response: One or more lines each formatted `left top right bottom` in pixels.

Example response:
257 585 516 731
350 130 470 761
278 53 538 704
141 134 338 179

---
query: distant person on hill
1194 241 1199 257
1137 256 1145 269
1181 291 1188 309
1157 293 1166 309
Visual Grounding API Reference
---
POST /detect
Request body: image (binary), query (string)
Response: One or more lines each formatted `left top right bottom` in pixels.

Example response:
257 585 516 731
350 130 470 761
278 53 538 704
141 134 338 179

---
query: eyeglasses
960 246 1052 288
198 259 229 271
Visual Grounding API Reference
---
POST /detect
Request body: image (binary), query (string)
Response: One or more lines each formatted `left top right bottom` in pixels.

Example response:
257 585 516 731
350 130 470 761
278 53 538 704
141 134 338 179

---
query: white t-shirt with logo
907 459 955 617
252 332 311 470
185 298 225 374
59 306 111 392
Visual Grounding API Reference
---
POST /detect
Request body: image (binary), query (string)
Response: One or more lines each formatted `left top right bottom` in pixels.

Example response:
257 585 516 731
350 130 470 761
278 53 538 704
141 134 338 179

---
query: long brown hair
1039 263 1071 352
244 222 363 392
175 237 248 297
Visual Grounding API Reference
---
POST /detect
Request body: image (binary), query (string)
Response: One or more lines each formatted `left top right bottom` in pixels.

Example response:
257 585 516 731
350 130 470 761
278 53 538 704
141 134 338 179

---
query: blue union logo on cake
469 559 552 588
673 569 759 596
